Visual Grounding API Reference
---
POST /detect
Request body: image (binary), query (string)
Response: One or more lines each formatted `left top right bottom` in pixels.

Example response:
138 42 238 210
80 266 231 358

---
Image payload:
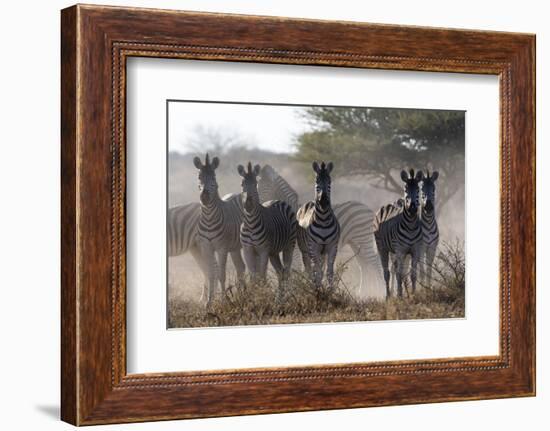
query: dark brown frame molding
61 4 535 425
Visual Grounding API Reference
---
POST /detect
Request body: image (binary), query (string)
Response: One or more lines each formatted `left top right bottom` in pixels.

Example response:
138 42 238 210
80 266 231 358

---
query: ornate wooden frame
61 4 535 425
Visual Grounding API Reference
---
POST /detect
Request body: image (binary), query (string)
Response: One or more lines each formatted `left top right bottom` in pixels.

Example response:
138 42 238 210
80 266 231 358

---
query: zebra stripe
239 163 297 294
241 200 296 251
258 165 299 212
194 154 245 305
167 202 200 257
374 169 423 298
197 193 242 247
258 164 380 295
297 161 340 290
420 170 440 286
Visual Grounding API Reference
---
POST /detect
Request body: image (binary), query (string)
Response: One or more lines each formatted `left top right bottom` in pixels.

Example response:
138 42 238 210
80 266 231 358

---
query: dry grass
168 241 465 328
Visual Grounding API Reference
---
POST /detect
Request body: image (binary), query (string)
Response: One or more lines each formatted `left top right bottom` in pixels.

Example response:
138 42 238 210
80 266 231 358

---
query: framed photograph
61 4 535 425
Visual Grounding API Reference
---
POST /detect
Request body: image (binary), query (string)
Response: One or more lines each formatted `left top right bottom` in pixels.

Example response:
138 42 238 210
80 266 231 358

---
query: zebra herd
168 154 440 306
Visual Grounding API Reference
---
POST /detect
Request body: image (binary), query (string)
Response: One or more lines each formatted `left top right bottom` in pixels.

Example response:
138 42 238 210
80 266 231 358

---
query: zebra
258 165 299 212
297 161 341 290
167 203 205 285
167 200 242 301
238 162 297 297
419 170 440 287
258 164 379 296
374 169 424 298
193 153 245 306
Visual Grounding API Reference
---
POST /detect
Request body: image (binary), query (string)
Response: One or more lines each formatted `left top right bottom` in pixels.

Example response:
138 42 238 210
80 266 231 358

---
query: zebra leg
326 244 338 292
190 245 209 302
351 244 368 297
217 248 229 300
301 251 312 276
378 249 391 299
426 245 437 288
390 256 398 296
418 247 426 287
282 242 295 282
411 252 419 294
258 251 270 282
230 249 246 290
269 253 285 302
269 253 284 280
242 245 257 282
309 244 323 290
394 253 405 298
200 242 217 307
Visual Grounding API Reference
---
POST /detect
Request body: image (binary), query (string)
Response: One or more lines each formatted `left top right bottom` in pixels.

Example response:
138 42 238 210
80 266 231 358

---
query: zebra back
333 201 375 258
373 203 402 232
258 165 299 212
221 192 243 212
257 199 297 252
374 202 422 253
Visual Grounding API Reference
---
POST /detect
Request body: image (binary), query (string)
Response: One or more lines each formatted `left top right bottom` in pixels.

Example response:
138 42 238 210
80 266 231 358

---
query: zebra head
400 168 423 213
421 170 439 212
312 161 334 210
238 162 261 213
193 153 220 205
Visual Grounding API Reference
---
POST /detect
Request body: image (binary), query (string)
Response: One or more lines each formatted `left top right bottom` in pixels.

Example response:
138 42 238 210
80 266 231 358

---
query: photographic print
167 101 465 328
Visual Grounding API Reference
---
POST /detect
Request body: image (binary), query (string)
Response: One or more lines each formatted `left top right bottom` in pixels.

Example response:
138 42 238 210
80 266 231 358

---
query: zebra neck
422 207 437 226
200 196 223 220
243 199 263 224
313 201 334 225
401 206 420 227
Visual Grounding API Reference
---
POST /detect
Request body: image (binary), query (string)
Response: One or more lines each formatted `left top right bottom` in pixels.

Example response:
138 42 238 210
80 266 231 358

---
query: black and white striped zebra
193 154 245 306
374 169 424 298
258 165 299 212
258 164 379 296
420 170 440 287
297 161 341 290
238 162 297 296
167 202 201 258
167 203 206 288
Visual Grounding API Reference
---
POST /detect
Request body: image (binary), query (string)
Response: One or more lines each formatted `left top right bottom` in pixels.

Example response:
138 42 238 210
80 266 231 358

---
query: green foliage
294 107 465 212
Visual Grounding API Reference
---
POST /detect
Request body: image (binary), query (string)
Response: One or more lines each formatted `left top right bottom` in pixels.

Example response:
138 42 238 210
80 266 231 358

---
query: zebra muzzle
319 192 330 208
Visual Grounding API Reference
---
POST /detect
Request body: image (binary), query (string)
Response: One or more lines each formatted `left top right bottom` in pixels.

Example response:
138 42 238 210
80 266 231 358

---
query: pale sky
168 101 314 154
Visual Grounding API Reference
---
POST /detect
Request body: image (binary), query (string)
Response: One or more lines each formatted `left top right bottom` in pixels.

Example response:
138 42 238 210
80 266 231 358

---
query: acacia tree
294 107 465 214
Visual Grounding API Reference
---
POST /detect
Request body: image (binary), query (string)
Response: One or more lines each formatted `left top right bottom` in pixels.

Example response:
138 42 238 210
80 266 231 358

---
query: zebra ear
400 170 408 182
237 165 246 177
431 171 439 181
253 164 261 176
312 161 320 173
326 162 334 174
193 156 202 170
211 156 220 170
415 170 424 181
